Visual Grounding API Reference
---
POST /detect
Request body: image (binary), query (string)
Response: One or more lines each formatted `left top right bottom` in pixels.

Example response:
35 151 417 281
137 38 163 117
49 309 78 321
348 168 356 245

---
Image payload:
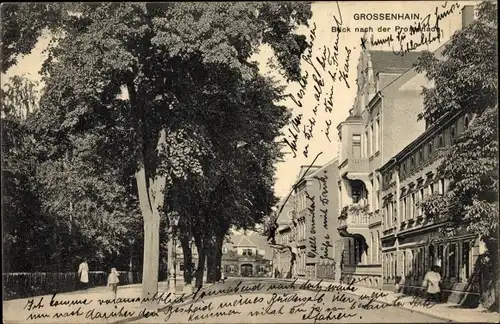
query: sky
2 1 475 205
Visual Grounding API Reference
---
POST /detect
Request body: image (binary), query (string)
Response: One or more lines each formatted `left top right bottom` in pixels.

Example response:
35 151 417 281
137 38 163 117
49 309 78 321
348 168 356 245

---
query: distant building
221 234 272 277
173 233 272 280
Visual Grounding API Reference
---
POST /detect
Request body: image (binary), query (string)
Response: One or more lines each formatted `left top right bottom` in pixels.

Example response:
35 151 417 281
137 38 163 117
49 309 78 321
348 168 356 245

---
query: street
132 277 448 323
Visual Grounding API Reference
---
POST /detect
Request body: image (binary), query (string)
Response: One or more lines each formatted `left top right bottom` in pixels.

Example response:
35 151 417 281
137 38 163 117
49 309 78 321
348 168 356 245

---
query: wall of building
380 111 481 304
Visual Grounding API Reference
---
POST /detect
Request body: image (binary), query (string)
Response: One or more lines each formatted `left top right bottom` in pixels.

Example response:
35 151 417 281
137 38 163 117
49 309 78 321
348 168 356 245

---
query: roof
307 158 338 179
224 233 273 258
370 50 423 74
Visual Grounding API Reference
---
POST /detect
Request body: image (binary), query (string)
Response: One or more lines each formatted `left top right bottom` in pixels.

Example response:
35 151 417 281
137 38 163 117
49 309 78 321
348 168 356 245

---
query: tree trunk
206 241 216 283
180 234 193 285
215 234 224 282
141 217 160 300
484 238 499 312
194 236 205 288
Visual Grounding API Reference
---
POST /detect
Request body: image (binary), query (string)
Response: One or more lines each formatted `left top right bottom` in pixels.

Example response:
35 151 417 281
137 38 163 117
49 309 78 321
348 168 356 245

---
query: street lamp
167 211 180 295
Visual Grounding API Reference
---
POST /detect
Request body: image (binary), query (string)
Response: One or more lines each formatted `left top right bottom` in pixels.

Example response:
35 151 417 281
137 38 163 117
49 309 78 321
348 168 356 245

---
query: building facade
336 42 429 288
273 159 342 282
379 111 481 303
221 234 272 277
274 196 295 278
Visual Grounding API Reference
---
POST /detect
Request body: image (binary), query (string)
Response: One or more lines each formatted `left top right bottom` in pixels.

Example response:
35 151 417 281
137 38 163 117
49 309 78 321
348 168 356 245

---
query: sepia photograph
1 1 498 323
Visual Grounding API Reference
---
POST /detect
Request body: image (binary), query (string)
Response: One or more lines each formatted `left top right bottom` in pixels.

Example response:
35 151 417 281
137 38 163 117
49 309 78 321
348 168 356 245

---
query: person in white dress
422 265 442 302
107 268 120 299
78 260 89 289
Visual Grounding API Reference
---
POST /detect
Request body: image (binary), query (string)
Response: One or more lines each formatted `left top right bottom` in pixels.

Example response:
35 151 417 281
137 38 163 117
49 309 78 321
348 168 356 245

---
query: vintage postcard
1 1 498 323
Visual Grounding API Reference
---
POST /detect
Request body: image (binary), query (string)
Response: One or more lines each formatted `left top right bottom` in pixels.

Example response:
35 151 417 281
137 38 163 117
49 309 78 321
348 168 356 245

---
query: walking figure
422 265 442 302
107 268 120 299
78 259 89 289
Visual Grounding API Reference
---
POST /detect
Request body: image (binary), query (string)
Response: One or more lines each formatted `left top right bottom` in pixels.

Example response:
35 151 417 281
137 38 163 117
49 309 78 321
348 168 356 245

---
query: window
461 241 471 280
440 179 445 194
402 197 407 221
371 123 375 155
180 263 185 271
448 243 457 278
410 156 415 169
430 183 435 195
367 127 372 156
438 135 444 148
438 245 445 276
428 142 433 156
451 126 456 143
388 202 393 227
464 115 470 130
352 134 361 157
370 179 374 206
419 188 425 215
364 130 369 157
411 193 416 218
418 149 424 164
376 118 381 151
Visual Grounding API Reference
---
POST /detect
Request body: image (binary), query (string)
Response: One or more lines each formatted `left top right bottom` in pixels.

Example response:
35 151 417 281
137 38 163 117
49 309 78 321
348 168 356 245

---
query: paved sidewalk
3 281 213 324
290 278 499 323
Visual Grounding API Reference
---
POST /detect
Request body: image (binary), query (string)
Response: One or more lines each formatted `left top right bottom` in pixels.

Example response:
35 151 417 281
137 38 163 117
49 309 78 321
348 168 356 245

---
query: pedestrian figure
422 265 442 302
78 259 89 289
107 268 120 299
220 268 226 283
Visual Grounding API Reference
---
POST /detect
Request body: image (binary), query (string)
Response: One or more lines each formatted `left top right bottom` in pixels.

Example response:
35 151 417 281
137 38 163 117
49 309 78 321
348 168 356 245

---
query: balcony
338 204 370 239
339 158 369 177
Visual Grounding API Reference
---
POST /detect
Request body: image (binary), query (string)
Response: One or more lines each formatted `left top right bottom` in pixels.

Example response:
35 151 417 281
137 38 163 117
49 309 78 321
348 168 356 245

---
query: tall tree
415 1 498 311
2 2 312 302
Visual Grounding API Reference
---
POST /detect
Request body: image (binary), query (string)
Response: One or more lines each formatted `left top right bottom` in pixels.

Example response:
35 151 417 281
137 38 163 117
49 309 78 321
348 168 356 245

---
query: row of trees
416 2 498 311
1 2 313 300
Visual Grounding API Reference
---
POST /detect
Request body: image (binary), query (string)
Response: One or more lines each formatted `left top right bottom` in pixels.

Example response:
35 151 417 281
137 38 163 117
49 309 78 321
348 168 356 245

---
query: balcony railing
340 157 369 174
338 204 370 227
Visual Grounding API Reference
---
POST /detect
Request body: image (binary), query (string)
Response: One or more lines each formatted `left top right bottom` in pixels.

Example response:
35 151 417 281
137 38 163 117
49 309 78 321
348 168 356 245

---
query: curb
112 283 215 324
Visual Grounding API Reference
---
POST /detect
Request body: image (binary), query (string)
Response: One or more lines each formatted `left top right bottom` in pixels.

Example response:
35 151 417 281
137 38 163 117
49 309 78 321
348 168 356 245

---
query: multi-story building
378 5 480 304
273 158 341 281
336 42 429 288
288 164 321 279
292 159 342 280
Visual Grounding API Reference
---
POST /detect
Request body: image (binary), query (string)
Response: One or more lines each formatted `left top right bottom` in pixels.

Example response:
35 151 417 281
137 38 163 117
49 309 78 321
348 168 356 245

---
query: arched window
438 135 444 148
464 115 470 130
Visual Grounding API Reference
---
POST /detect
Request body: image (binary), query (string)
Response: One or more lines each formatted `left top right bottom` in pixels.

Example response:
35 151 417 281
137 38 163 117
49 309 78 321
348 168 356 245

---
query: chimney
461 5 475 28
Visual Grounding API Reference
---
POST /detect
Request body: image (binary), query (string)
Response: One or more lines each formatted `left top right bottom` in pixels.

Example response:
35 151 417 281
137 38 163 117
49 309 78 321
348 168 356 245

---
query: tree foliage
415 1 498 309
2 2 312 296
